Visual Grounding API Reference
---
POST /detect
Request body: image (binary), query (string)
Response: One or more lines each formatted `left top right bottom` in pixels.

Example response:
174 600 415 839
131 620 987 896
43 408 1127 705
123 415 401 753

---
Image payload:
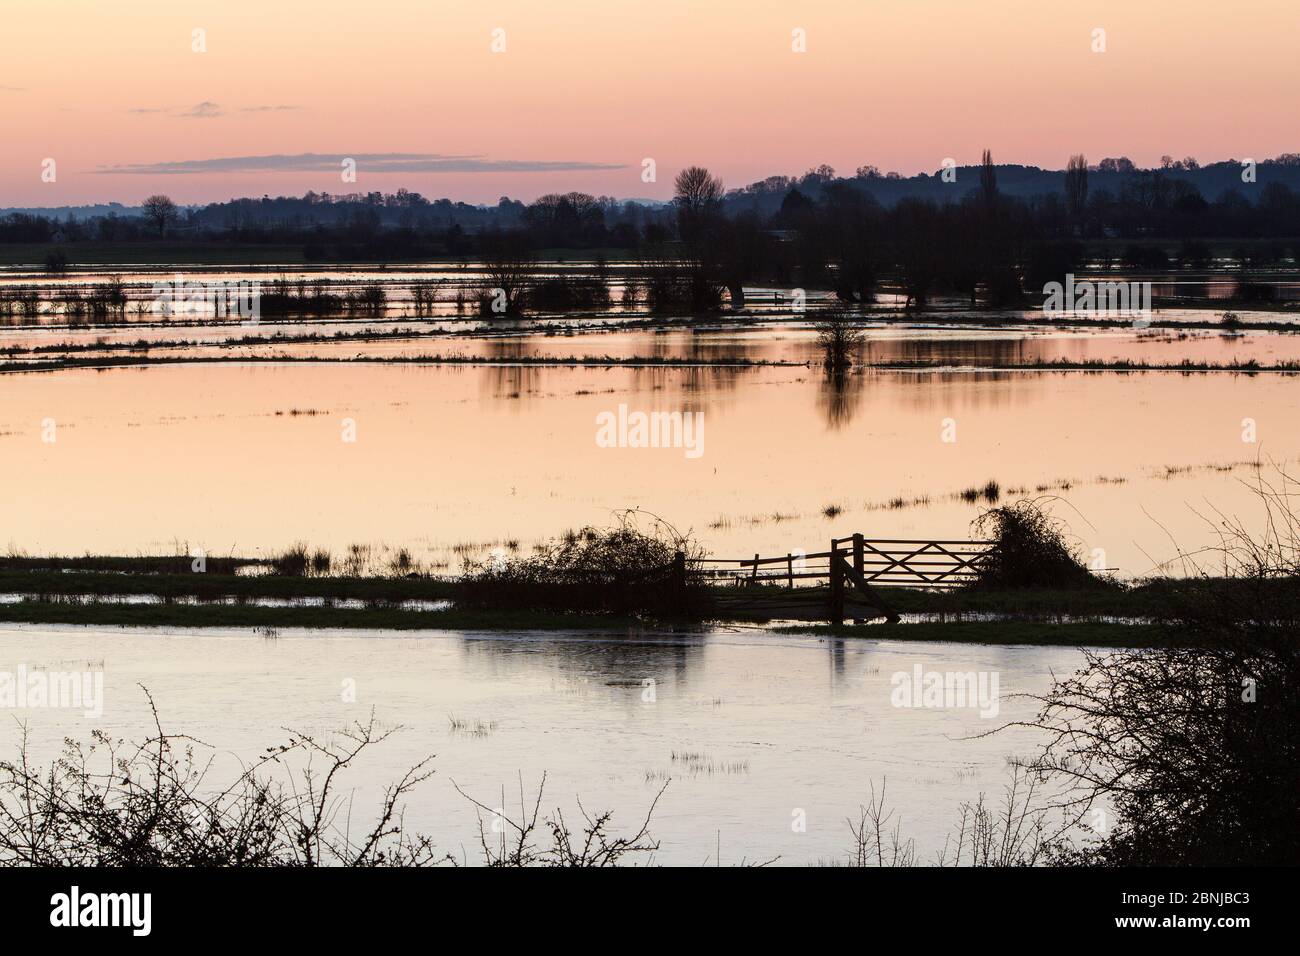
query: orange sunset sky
1 0 1295 207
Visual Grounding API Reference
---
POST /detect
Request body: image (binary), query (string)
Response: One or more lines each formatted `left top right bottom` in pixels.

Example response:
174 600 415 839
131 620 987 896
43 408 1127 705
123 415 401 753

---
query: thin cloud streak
94 152 628 175
179 101 223 119
127 103 302 116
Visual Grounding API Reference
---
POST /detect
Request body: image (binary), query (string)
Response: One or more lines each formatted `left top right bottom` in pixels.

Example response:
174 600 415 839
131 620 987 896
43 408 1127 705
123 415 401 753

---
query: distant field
0 242 642 268
0 238 1295 270
0 242 310 266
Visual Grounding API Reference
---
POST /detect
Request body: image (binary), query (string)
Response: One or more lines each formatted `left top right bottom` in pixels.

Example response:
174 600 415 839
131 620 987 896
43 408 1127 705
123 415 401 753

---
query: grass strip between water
0 597 1166 645
772 620 1171 647
0 600 644 632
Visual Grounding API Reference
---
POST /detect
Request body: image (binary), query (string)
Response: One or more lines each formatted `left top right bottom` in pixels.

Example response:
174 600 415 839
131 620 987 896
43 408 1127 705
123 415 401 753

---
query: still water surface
2 354 1294 574
0 624 1088 865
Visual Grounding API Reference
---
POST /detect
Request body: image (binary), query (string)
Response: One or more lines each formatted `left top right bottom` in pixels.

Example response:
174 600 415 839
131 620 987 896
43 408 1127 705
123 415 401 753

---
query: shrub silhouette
456 518 707 618
972 499 1104 590
1025 470 1300 865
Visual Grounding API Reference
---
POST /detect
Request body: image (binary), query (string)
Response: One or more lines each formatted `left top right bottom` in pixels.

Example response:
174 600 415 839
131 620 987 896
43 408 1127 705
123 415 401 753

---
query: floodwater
10 319 1300 368
1 339 1295 575
0 623 1091 866
0 270 1289 866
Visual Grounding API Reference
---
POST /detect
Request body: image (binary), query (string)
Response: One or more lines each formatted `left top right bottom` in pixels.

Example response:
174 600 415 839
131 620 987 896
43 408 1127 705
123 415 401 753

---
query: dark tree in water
673 166 724 245
819 181 881 303
1065 154 1089 221
714 210 767 308
979 149 998 207
815 314 864 372
142 194 178 238
478 231 535 316
891 198 942 308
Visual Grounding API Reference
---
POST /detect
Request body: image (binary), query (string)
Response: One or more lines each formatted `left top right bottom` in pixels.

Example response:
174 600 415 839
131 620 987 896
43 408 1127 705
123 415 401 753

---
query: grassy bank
877 579 1217 617
866 358 1300 374
0 569 456 602
0 564 1248 637
0 598 1163 643
772 620 1170 647
0 599 1173 646
711 577 1254 621
0 599 644 632
0 352 797 375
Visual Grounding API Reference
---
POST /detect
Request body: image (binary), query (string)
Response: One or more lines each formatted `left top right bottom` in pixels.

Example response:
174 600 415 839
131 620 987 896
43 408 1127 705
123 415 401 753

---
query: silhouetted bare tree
673 166 724 245
478 231 535 316
892 198 942 307
815 314 864 371
1065 154 1089 221
142 195 178 239
979 150 998 208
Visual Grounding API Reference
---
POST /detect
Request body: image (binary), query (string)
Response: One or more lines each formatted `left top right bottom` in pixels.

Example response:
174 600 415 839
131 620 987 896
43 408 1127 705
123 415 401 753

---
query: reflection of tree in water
814 316 867 428
457 630 883 698
458 632 703 685
817 364 865 428
848 338 1039 417
625 327 759 397
482 336 542 401
889 336 1029 366
627 364 747 401
477 331 759 405
678 332 764 365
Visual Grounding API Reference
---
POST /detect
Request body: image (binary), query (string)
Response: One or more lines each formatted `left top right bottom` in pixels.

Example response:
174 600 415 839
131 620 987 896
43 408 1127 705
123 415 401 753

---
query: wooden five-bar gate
694 534 998 624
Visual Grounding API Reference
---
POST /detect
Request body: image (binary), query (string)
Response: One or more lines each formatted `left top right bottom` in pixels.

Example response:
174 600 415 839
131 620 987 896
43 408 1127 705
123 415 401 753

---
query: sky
1 0 1296 207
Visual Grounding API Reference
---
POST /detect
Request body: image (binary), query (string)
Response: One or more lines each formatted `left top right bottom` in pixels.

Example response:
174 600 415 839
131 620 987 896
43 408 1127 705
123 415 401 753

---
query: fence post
749 553 760 587
829 543 845 625
853 533 865 580
786 552 794 589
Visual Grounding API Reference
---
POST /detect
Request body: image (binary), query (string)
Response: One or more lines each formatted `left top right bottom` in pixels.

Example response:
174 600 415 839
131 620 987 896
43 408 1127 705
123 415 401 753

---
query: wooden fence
694 534 998 624
698 534 997 589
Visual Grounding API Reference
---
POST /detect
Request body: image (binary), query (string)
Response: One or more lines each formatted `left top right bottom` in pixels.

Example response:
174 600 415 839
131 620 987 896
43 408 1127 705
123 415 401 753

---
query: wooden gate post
853 533 865 580
829 543 845 625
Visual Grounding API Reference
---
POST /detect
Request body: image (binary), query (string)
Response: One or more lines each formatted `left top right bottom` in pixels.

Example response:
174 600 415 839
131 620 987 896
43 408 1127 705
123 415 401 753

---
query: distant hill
725 158 1300 215
0 202 146 221
0 197 668 222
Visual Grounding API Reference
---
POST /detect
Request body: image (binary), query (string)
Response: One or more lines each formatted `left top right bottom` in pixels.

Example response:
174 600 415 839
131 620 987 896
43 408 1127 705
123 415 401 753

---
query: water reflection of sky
0 624 1090 866
1 348 1294 577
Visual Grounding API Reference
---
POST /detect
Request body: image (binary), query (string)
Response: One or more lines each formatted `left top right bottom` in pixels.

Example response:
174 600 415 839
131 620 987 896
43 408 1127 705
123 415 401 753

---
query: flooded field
3 264 1298 361
0 623 1087 866
2 323 1296 575
9 317 1300 369
0 269 1292 868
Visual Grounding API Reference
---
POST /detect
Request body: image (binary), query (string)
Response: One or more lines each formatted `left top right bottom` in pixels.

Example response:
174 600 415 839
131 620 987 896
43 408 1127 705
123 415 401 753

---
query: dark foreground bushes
0 690 663 867
1025 470 1300 864
0 696 443 866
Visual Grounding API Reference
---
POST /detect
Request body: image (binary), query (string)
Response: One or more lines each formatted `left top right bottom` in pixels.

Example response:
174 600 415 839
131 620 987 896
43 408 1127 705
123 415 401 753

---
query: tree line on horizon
4 152 1300 311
